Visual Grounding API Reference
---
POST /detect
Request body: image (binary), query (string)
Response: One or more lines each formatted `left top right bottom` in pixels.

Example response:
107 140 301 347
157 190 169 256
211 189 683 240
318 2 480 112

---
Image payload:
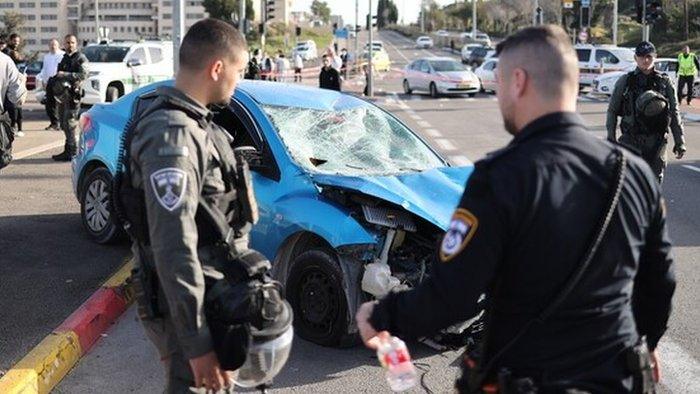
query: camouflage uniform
52 50 88 160
606 68 686 183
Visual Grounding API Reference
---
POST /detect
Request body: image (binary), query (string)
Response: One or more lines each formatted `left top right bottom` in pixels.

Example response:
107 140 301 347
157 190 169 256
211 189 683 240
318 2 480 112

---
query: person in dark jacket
3 33 24 137
245 48 261 80
357 25 674 393
319 55 341 91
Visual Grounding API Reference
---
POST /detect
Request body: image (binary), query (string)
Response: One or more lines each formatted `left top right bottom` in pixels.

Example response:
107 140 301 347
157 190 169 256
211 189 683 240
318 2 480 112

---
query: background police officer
607 41 686 183
677 45 699 105
125 19 248 393
51 34 88 161
356 25 675 392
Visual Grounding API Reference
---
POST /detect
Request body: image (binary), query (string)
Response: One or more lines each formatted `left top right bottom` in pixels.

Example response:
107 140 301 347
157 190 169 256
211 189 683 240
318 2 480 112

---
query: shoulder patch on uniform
149 168 187 212
439 208 479 262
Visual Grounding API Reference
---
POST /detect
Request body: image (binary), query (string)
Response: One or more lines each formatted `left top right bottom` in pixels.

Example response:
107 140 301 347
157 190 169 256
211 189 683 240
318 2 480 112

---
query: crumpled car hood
311 166 473 230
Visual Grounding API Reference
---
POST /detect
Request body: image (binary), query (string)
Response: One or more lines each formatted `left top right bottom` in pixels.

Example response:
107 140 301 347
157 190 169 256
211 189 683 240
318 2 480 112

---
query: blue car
72 80 473 346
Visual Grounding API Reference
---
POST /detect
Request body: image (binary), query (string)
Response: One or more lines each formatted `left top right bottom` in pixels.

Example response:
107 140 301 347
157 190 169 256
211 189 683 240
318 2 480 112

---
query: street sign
563 0 574 8
581 0 590 7
334 28 349 39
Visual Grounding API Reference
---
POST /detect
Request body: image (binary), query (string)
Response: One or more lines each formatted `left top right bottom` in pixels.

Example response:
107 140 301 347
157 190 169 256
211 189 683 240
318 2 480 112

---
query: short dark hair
64 34 77 41
322 54 329 59
179 18 247 71
9 33 20 40
496 25 578 99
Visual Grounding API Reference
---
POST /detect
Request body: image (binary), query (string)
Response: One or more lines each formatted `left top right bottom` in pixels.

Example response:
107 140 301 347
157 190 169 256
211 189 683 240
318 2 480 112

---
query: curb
682 112 700 122
0 258 134 394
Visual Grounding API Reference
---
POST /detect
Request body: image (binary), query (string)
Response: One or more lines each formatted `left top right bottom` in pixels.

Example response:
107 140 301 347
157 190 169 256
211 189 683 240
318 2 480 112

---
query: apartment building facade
0 0 73 54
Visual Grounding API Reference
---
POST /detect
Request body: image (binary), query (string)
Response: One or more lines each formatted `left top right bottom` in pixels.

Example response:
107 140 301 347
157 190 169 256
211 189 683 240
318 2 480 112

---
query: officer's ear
511 67 528 98
210 59 225 82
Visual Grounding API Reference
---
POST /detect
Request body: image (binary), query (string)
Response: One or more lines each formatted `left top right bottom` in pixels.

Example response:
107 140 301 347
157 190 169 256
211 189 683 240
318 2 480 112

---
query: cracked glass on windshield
262 104 445 176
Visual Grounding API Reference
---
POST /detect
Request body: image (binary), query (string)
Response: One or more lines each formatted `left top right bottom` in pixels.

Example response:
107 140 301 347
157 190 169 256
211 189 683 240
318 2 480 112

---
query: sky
291 0 456 27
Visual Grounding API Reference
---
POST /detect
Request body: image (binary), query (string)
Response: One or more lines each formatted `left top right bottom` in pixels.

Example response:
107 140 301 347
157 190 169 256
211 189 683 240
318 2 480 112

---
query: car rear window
576 49 591 62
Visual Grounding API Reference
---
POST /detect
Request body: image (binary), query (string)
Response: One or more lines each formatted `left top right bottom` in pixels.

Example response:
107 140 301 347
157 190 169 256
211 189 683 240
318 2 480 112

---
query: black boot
52 150 74 161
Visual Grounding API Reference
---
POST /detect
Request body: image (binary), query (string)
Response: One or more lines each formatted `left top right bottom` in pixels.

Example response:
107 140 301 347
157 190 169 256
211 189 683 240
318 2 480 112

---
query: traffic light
636 0 663 24
295 26 301 37
366 14 377 30
265 0 275 21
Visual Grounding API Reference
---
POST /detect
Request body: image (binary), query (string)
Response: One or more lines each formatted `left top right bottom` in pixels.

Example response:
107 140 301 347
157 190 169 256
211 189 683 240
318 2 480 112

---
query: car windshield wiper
345 164 366 170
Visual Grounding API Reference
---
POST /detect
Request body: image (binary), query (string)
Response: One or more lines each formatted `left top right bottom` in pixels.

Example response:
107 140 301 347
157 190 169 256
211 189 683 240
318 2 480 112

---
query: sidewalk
681 98 700 122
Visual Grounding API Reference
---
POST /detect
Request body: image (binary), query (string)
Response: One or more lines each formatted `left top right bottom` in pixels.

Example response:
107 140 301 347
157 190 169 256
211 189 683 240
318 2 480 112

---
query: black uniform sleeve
370 167 507 338
694 56 700 71
633 196 676 350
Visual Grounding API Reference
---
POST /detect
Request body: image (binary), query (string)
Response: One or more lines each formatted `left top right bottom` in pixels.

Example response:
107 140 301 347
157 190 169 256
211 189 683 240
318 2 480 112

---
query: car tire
430 82 439 98
468 93 476 98
693 83 700 98
80 167 121 244
403 79 412 95
106 86 120 103
286 248 355 347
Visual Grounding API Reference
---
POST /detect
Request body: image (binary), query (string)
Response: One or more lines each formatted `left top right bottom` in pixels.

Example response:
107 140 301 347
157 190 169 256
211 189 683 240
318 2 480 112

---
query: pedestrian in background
37 38 65 131
357 25 674 393
293 51 303 82
327 48 342 71
340 48 349 78
52 34 88 162
0 50 27 170
244 48 261 80
676 45 699 105
275 50 289 82
319 54 341 91
607 41 686 183
3 33 24 137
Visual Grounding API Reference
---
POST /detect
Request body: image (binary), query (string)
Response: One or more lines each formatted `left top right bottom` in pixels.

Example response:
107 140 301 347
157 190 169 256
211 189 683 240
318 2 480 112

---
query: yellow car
361 50 392 72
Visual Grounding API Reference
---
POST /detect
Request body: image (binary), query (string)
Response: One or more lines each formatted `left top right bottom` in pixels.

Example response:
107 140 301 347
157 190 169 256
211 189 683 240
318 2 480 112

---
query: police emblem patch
440 208 479 262
149 168 187 212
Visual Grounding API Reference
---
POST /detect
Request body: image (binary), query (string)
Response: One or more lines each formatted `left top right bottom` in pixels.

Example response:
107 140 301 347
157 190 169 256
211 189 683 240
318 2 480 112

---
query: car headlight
91 80 100 91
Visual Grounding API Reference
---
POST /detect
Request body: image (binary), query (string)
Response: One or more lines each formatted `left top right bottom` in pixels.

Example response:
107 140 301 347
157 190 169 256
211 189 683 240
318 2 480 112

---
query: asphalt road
5 30 700 392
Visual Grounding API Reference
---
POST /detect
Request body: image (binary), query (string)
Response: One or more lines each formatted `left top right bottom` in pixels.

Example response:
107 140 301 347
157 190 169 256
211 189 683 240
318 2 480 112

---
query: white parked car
436 30 449 37
293 40 318 60
80 41 174 104
575 45 636 87
474 58 499 93
364 41 385 52
416 36 434 49
403 57 481 98
461 44 484 64
592 58 700 97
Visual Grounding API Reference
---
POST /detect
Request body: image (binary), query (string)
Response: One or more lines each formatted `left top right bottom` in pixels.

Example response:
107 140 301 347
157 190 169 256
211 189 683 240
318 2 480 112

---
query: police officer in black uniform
356 25 675 393
51 34 88 161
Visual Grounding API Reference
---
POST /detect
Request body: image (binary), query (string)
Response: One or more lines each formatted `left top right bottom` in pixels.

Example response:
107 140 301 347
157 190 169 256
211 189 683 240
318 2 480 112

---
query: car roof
418 57 458 61
87 42 137 48
417 36 431 40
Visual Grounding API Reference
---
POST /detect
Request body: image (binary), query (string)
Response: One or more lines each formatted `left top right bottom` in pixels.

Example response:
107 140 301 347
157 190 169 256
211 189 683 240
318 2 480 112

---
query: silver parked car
403 57 481 98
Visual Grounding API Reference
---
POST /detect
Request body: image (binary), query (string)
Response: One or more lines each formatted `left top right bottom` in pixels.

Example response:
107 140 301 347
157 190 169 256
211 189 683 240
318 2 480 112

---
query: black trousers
677 75 695 104
45 78 59 126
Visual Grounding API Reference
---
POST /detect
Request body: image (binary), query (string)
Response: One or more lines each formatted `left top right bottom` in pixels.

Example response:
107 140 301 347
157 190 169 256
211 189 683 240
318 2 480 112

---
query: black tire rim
431 83 437 97
84 178 110 233
403 80 410 94
297 267 340 336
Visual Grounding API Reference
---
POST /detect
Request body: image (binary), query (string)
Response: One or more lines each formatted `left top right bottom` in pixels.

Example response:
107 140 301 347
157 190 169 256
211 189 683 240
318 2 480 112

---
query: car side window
595 50 619 65
148 47 163 63
420 61 430 73
667 62 678 72
576 49 591 62
484 61 495 71
128 48 148 65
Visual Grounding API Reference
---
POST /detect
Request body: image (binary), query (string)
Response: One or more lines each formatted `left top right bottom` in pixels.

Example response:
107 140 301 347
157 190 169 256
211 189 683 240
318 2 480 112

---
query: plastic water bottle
376 336 418 392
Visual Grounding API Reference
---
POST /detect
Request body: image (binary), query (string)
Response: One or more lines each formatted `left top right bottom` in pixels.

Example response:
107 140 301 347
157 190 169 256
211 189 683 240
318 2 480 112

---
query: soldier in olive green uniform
607 41 686 183
120 20 249 393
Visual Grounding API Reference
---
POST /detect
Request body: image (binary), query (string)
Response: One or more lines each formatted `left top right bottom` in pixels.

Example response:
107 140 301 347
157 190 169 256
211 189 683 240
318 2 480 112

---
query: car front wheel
80 167 121 244
106 86 120 102
430 82 439 98
286 248 355 347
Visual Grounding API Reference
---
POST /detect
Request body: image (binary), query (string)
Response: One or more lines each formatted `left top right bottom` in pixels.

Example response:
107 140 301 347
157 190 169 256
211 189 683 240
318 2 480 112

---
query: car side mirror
127 59 143 67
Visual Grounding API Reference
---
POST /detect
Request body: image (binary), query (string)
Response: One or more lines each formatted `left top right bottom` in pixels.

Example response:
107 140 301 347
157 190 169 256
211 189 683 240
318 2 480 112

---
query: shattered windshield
262 104 445 176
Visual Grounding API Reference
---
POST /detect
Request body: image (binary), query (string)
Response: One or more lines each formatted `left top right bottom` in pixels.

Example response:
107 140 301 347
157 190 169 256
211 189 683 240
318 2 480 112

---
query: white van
81 41 174 104
575 45 635 87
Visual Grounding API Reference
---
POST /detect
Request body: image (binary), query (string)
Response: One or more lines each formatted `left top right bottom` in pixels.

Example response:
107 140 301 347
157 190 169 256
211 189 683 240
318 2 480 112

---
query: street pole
94 0 100 43
420 0 425 33
642 0 650 41
472 0 477 38
368 0 374 97
239 0 246 33
612 0 618 45
355 0 359 76
173 0 185 74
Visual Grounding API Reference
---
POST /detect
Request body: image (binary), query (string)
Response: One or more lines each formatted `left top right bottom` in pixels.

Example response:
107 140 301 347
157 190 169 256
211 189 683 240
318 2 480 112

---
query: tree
311 0 331 24
202 0 254 25
377 0 399 28
1 12 24 37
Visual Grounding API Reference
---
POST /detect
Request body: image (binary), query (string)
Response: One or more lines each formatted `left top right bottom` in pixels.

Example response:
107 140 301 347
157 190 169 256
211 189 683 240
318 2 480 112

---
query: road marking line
417 120 432 128
409 114 422 120
424 128 443 137
13 140 64 160
682 164 700 174
449 155 473 166
657 339 700 393
383 34 411 63
438 98 449 102
434 138 457 151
